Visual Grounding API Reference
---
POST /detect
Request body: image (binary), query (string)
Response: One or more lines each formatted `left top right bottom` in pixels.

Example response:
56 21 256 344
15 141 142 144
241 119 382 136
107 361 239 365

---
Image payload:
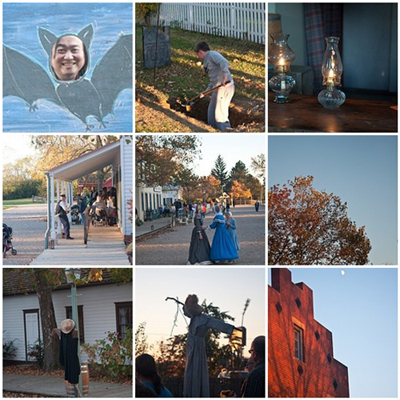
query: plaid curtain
304 4 343 93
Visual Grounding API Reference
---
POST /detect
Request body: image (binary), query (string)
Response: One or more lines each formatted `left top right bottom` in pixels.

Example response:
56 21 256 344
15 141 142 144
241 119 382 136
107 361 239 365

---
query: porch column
50 173 56 243
56 179 61 235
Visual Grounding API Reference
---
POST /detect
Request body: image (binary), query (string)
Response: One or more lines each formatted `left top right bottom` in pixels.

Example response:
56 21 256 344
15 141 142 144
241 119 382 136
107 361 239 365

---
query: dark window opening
115 302 132 339
294 325 304 362
295 297 301 308
66 305 85 343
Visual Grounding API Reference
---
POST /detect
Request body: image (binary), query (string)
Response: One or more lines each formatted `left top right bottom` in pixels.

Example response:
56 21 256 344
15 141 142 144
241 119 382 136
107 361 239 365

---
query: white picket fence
150 3 265 44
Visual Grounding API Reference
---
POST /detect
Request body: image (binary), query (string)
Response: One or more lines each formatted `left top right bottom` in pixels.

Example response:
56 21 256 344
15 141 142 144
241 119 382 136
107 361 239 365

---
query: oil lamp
318 37 346 109
268 33 296 103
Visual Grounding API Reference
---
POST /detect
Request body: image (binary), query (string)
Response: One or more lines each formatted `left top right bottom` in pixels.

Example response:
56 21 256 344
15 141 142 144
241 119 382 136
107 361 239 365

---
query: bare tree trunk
34 269 60 371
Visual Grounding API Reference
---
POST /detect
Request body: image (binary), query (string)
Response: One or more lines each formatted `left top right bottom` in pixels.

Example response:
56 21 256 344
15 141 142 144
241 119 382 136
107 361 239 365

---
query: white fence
150 3 265 45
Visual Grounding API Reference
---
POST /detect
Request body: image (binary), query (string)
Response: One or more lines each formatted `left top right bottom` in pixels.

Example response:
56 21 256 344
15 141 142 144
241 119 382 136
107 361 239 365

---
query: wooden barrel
81 363 89 397
65 381 76 397
268 13 282 56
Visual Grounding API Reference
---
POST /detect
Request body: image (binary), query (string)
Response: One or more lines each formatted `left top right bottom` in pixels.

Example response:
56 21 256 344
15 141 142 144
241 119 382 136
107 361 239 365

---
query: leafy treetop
268 175 371 265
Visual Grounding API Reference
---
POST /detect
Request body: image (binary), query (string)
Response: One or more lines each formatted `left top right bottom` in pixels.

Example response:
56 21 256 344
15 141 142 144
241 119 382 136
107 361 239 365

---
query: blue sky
193 135 265 180
136 268 265 354
268 135 398 265
268 267 398 398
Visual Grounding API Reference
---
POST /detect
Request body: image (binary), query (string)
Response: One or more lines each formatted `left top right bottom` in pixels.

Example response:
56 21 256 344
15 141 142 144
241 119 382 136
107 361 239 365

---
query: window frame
294 324 304 362
66 305 85 343
115 301 132 339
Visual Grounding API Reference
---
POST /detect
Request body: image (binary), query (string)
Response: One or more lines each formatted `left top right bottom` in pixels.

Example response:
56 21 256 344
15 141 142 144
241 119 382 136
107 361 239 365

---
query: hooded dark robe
59 330 80 384
183 314 234 397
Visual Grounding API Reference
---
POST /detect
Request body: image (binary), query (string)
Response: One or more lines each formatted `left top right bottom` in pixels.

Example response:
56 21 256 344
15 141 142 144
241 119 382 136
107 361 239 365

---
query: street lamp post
240 299 251 362
65 268 82 397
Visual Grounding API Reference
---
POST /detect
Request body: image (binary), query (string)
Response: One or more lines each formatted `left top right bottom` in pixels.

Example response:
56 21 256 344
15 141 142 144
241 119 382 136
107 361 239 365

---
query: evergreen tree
211 155 229 194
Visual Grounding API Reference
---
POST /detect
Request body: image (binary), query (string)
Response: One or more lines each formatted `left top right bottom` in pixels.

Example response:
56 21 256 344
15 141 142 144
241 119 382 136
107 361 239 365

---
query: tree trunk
34 269 60 371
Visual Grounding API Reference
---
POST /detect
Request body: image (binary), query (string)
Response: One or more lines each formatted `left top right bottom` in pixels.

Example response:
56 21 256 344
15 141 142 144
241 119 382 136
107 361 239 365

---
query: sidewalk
30 224 130 265
3 373 132 397
135 217 173 238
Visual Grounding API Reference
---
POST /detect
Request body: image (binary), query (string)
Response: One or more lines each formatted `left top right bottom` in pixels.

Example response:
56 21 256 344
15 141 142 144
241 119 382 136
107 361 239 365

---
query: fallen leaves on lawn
4 365 64 379
3 391 46 398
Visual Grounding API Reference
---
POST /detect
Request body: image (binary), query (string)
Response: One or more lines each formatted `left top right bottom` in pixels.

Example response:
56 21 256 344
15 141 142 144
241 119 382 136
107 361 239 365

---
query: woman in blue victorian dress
225 211 240 251
203 205 238 262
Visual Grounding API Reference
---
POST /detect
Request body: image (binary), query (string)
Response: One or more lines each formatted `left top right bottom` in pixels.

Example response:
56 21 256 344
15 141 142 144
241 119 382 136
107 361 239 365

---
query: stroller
90 207 107 226
3 223 17 258
70 205 81 225
107 207 117 226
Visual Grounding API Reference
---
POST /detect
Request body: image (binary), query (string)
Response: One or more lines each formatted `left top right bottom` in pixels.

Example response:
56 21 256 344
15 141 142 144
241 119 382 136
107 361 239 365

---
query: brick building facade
268 268 349 397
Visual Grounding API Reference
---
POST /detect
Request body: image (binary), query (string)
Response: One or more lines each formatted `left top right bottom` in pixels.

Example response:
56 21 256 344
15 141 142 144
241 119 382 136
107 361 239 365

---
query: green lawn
3 198 46 210
136 26 265 103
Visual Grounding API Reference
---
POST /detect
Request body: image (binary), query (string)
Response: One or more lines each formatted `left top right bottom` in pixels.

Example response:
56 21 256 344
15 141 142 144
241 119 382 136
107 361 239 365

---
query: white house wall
3 283 132 362
135 185 163 221
121 136 133 236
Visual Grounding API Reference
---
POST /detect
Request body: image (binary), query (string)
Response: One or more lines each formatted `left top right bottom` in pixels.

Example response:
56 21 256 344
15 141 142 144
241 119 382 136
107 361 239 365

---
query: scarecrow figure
182 294 239 397
53 319 81 397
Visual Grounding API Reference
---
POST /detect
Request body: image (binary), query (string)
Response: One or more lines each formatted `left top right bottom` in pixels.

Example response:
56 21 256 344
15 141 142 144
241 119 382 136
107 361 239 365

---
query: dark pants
59 215 71 238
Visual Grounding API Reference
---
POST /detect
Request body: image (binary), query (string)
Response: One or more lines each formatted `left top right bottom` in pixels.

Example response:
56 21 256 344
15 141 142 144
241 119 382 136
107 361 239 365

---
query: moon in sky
341 270 345 276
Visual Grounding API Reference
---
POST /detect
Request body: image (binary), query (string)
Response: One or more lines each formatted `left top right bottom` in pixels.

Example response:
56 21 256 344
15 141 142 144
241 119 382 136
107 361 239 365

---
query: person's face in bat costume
51 35 86 81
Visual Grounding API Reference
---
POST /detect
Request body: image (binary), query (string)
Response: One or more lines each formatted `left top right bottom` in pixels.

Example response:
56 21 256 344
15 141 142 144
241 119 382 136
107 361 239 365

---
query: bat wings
3 24 132 129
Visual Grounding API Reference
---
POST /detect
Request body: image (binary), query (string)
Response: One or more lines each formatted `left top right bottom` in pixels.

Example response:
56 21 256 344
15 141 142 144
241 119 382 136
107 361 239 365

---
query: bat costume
183 295 235 398
3 24 132 130
58 319 80 385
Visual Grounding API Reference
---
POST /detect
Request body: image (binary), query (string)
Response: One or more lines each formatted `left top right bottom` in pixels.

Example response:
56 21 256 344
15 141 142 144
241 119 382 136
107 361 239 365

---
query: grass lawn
3 198 45 210
136 26 265 132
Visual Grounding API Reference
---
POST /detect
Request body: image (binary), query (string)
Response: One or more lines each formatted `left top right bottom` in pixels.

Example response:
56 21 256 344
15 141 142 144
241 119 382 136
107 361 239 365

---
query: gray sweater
203 50 233 90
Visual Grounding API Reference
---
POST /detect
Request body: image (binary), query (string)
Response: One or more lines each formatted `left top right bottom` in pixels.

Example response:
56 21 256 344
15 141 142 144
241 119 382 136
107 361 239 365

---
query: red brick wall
268 268 349 397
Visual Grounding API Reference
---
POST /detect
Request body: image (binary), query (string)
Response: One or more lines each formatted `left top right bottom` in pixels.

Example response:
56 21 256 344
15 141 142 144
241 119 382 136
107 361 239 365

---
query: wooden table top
268 92 398 133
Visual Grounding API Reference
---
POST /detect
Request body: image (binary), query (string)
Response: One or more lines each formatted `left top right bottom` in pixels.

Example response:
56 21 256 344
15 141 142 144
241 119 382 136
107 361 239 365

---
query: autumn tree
175 167 199 203
251 154 265 200
224 160 263 201
31 135 121 192
268 176 371 265
195 175 221 202
230 180 251 202
3 156 43 199
136 135 200 187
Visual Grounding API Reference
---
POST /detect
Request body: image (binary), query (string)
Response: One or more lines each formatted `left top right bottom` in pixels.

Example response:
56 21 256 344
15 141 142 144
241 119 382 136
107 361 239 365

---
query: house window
66 306 85 343
294 325 304 361
115 302 132 339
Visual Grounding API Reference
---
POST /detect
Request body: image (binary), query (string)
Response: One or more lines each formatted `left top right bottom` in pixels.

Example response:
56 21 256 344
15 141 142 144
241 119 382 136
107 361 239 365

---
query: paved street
3 373 132 398
3 204 47 265
135 205 265 265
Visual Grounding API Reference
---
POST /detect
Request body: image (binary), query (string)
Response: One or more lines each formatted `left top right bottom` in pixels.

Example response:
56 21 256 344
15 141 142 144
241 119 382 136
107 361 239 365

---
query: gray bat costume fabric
183 314 234 397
